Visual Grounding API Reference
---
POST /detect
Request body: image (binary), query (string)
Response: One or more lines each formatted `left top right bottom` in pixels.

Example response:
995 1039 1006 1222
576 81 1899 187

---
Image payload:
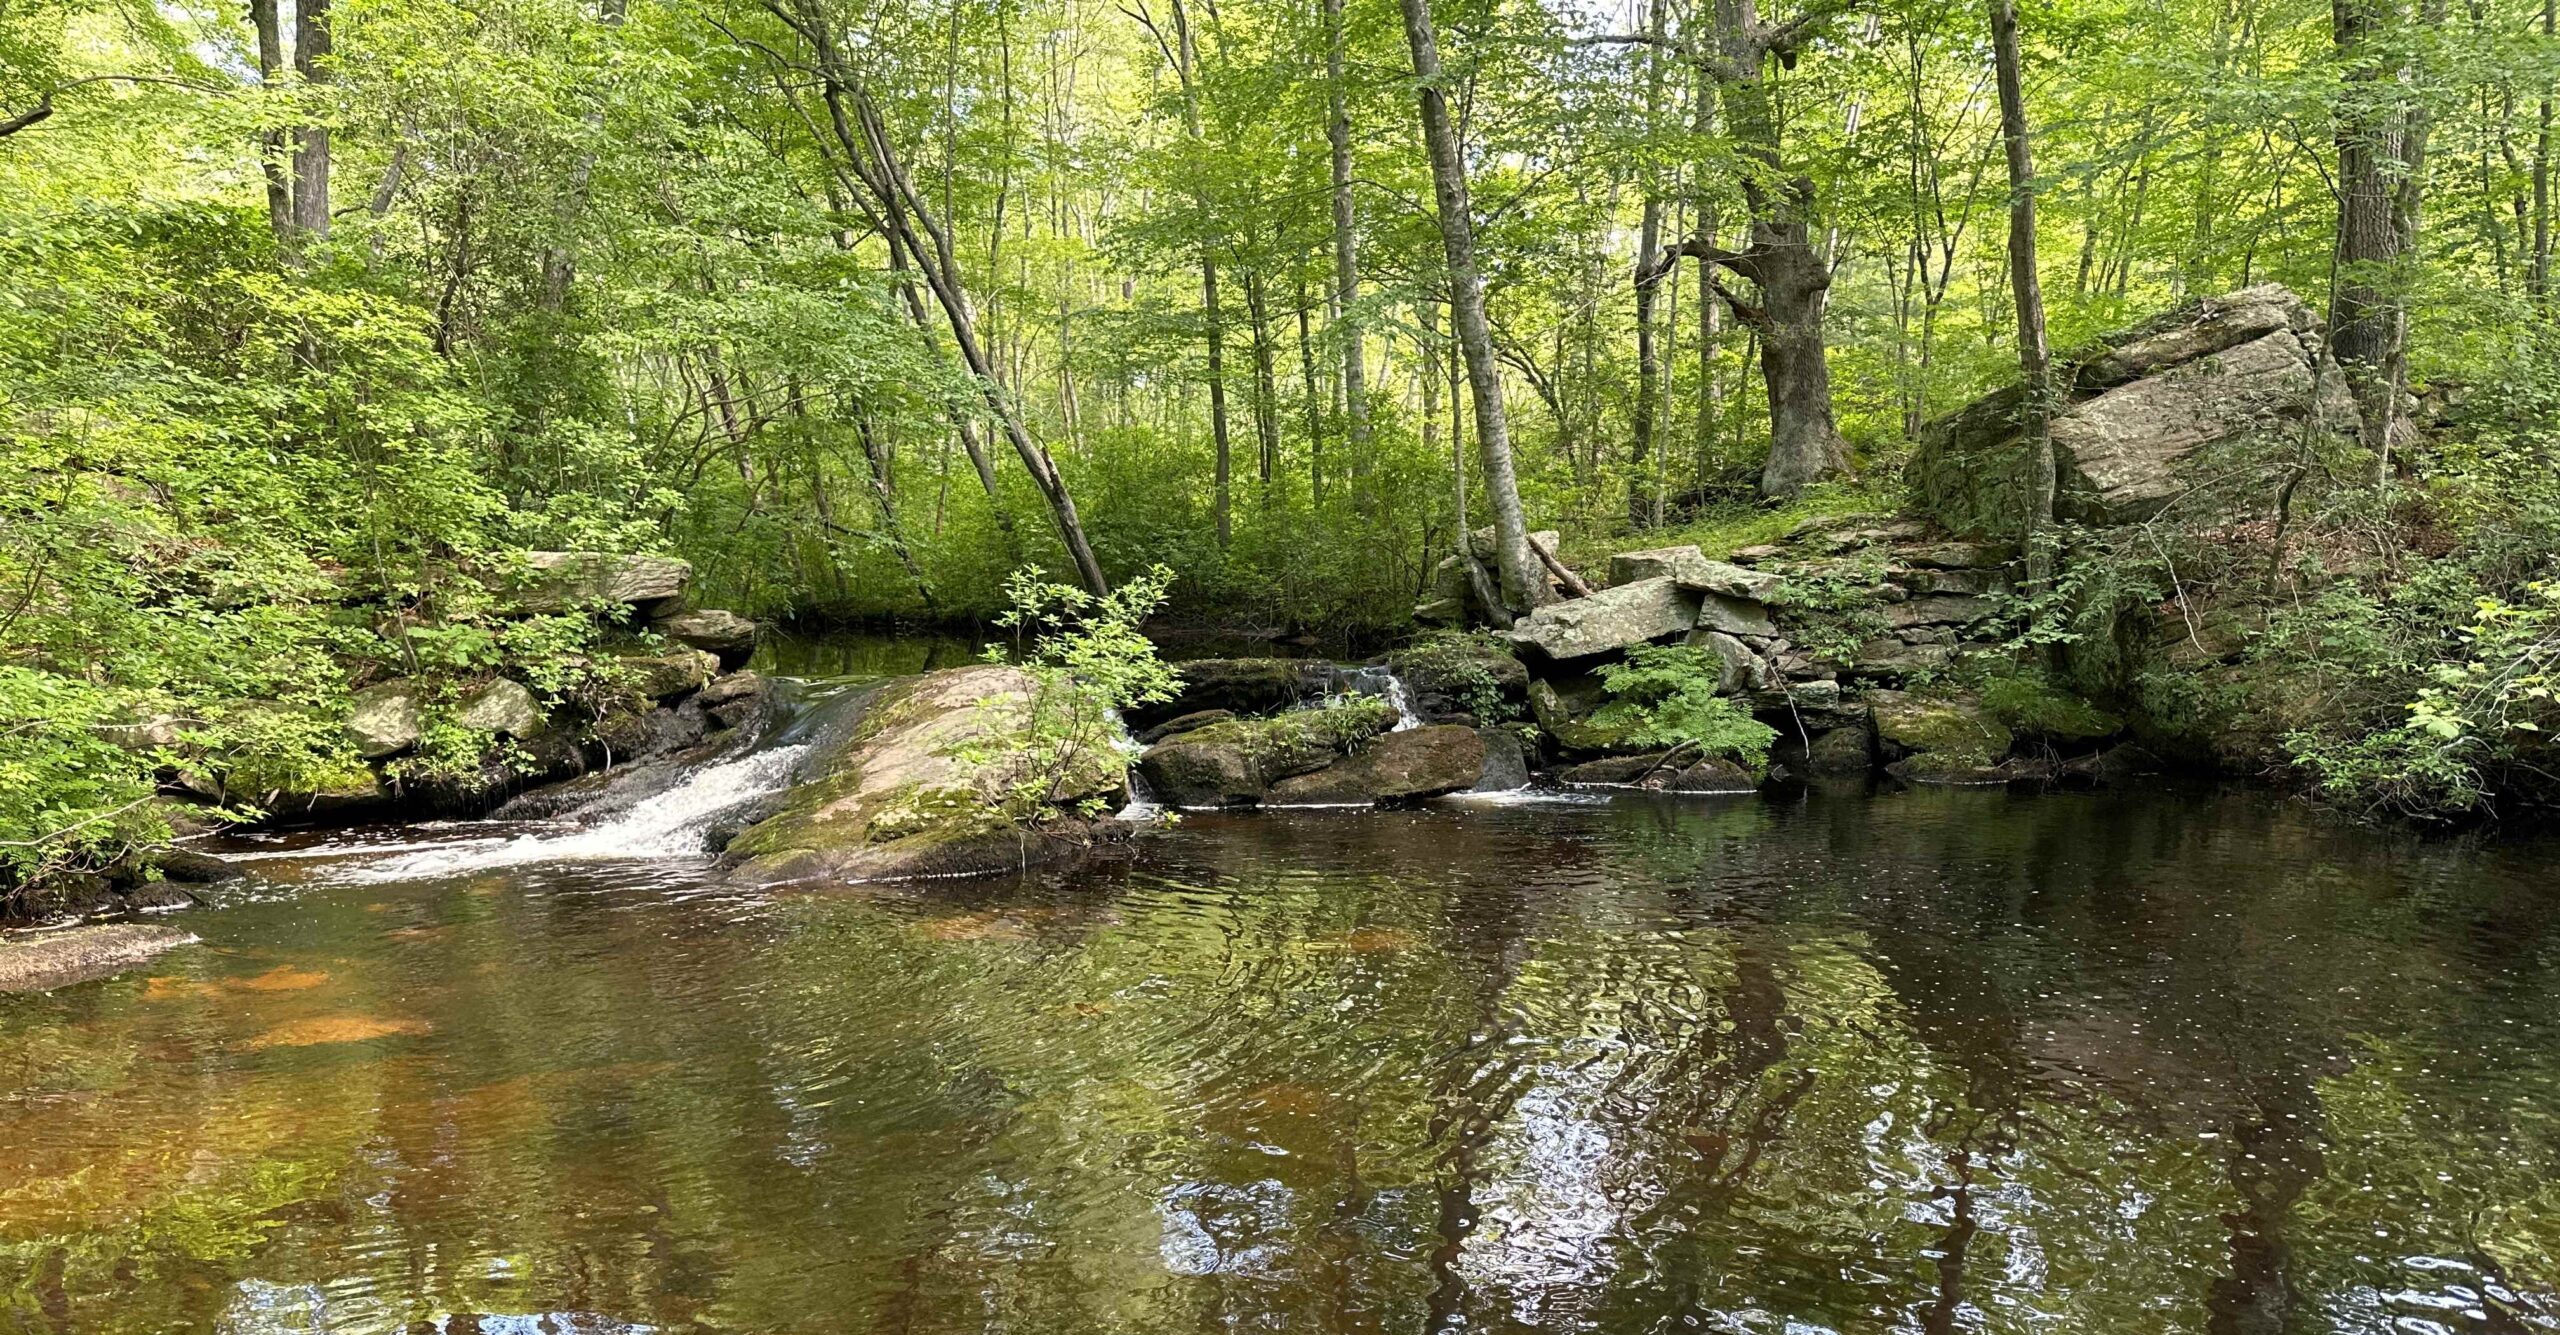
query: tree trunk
1632 191 1663 528
249 0 293 244
1991 0 2054 587
2536 0 2554 303
1297 274 1326 501
1324 0 1370 485
1401 0 1544 612
543 0 629 308
2328 0 2413 465
1243 268 1282 484
289 0 331 241
1203 257 1233 547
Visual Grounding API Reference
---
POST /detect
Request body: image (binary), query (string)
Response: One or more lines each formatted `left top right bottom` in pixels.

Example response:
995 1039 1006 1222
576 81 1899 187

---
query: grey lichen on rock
511 551 694 615
344 680 424 759
655 608 759 662
1505 577 1702 660
724 664 1126 885
1608 545 1784 601
1910 284 2355 537
457 679 548 738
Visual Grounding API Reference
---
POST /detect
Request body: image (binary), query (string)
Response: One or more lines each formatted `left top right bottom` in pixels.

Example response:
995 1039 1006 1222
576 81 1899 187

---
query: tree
1990 0 2052 586
1401 0 1545 616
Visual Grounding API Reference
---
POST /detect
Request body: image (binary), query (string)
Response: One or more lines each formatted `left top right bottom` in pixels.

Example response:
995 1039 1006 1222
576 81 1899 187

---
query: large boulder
457 678 548 738
511 551 693 615
654 608 759 666
344 680 423 760
617 648 720 702
1133 699 1401 806
1264 726 1486 806
1911 285 2356 535
1505 577 1700 660
1871 690 2015 782
725 665 1126 885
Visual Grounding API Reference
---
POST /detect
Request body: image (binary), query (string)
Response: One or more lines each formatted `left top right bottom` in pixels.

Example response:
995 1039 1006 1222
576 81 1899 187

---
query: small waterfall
338 742 812 881
1327 665 1423 731
1106 706 1166 822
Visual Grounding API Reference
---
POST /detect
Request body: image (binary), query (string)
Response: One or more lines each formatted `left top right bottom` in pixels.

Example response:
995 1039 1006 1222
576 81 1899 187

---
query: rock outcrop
1911 284 2355 536
725 665 1127 885
1263 726 1486 805
510 551 694 615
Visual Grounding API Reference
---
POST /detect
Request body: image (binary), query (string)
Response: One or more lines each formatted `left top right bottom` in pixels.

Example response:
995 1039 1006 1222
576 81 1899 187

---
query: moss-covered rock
1264 725 1486 805
1870 690 2015 781
1529 677 1645 754
725 664 1127 885
1134 698 1400 806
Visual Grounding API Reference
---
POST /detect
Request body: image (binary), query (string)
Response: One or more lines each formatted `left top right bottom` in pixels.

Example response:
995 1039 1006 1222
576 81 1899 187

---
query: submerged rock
724 665 1126 885
0 925 196 994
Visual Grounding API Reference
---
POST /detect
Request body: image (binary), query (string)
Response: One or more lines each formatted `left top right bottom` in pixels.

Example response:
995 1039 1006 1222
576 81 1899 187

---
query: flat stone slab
0 925 197 994
1505 577 1700 659
1608 546 1783 601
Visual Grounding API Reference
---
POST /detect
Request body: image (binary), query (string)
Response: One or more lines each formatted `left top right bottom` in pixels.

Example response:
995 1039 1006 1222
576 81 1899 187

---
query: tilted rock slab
725 664 1125 885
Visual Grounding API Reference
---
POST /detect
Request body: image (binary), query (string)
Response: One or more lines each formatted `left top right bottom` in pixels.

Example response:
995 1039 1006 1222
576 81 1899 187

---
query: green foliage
1393 631 1522 724
1590 644 1779 772
964 565 1180 826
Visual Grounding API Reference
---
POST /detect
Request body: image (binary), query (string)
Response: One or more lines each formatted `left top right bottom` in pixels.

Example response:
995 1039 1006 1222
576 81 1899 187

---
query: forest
5 0 2560 894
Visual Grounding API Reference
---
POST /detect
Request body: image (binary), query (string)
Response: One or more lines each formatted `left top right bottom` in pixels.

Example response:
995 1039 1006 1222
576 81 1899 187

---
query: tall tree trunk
2328 0 2413 466
1204 257 1233 547
1297 274 1326 502
1324 0 1370 485
1632 193 1664 528
1401 0 1544 613
1991 0 2054 587
289 0 331 240
2536 0 2554 304
249 0 292 244
1243 268 1282 484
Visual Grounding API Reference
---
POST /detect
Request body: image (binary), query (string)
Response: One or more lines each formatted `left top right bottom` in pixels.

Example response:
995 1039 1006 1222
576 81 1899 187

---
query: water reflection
3 787 2559 1332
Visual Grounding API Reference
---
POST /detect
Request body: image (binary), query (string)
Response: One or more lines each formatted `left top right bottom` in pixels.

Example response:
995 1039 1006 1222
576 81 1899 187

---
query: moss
1979 671 2122 742
1177 697 1397 777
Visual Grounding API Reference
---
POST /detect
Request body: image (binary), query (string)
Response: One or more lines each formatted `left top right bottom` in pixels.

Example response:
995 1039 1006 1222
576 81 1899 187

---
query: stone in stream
1262 726 1486 806
344 680 424 760
1133 699 1400 806
725 665 1129 885
0 924 197 994
1471 727 1532 792
1528 676 1644 755
152 848 244 884
1125 658 1331 728
616 648 720 702
1870 690 2015 782
1137 709 1235 745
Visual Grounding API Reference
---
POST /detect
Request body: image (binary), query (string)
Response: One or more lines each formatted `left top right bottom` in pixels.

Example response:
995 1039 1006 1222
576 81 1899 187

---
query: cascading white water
1329 665 1422 731
334 743 812 881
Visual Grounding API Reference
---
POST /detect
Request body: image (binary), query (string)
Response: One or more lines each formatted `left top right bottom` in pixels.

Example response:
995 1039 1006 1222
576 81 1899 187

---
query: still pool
5 776 2559 1332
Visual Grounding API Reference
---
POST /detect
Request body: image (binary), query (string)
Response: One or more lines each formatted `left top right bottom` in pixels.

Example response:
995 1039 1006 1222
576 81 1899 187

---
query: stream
4 636 2559 1333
